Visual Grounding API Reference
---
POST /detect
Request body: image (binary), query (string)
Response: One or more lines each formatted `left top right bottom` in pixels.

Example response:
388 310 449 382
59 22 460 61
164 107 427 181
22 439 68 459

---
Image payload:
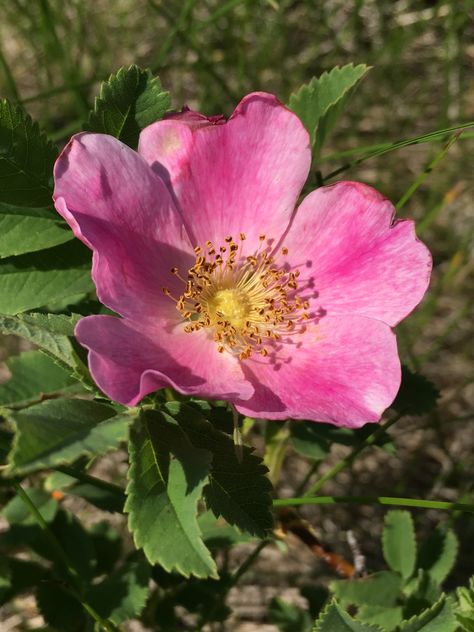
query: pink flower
53 92 431 428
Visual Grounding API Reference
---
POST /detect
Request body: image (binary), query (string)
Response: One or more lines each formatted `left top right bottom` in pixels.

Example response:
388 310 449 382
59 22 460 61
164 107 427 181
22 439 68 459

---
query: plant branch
274 495 474 513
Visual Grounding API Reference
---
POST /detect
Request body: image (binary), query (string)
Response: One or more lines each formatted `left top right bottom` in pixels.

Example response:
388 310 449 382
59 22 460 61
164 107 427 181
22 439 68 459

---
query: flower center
163 234 309 360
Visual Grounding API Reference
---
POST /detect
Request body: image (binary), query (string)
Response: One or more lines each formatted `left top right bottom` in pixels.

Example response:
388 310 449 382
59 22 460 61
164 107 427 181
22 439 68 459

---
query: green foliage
392 367 440 416
331 571 402 608
0 350 77 407
88 553 151 624
456 576 474 631
398 595 457 631
37 581 86 632
0 240 93 315
2 488 58 525
0 100 57 206
125 410 218 578
167 402 274 538
418 527 459 585
0 312 90 382
313 600 383 631
383 510 417 580
86 65 171 148
0 202 73 259
6 398 130 476
288 64 369 159
269 597 313 632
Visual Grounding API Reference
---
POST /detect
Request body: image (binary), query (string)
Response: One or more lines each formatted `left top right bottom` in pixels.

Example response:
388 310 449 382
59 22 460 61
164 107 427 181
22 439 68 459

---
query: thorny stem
13 481 119 632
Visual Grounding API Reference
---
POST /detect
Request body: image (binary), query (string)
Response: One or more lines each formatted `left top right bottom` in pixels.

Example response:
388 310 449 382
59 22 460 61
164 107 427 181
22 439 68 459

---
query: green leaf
68 482 125 513
2 488 58 525
417 527 458 585
398 595 457 631
0 240 93 315
166 402 274 538
313 599 383 631
0 312 89 381
358 605 404 631
0 100 57 207
288 64 369 159
330 571 402 608
456 577 474 631
289 421 331 460
86 65 171 148
89 521 123 576
0 558 49 607
88 553 151 624
0 202 73 259
269 597 312 632
0 350 77 407
125 411 217 578
32 509 95 581
382 510 417 580
198 511 256 548
392 367 440 416
36 581 86 632
7 398 130 475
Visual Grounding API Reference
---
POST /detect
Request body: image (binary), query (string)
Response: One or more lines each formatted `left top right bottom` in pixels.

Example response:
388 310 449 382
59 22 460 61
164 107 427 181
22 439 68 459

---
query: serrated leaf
0 100 57 207
7 398 130 475
125 411 217 578
313 599 383 631
86 65 171 148
418 528 458 585
0 312 89 381
0 202 73 258
398 595 457 631
269 597 313 632
358 605 404 631
383 511 417 580
392 367 440 416
0 350 78 407
2 488 58 525
166 402 274 538
88 553 151 624
0 240 93 314
288 64 369 159
198 511 256 548
330 571 402 608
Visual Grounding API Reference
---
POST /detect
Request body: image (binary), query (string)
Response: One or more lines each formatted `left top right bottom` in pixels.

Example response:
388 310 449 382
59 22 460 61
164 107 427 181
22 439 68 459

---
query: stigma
163 234 309 360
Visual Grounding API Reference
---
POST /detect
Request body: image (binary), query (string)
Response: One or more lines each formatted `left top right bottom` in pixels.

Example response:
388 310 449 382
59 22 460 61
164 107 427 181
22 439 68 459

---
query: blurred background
0 1 473 630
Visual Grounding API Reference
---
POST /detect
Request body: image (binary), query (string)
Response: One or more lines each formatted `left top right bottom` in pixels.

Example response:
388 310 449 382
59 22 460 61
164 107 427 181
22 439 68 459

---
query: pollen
163 234 309 359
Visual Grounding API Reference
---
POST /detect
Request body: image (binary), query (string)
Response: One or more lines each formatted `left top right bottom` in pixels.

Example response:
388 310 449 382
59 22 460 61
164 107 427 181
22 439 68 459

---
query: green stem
396 133 461 211
304 413 403 497
12 482 118 631
231 539 270 584
274 495 474 513
322 121 474 181
55 465 126 500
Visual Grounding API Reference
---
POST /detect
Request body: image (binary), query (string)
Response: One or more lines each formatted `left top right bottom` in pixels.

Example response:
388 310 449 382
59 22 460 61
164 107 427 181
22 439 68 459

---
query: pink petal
76 315 254 406
138 92 311 254
234 314 401 428
53 133 194 323
283 181 432 326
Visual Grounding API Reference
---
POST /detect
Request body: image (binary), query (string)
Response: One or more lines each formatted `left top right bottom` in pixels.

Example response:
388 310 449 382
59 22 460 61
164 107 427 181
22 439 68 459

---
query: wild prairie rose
53 93 431 428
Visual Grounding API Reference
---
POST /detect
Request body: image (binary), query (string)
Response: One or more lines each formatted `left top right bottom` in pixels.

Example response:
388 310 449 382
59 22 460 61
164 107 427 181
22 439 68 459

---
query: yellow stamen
163 234 309 359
